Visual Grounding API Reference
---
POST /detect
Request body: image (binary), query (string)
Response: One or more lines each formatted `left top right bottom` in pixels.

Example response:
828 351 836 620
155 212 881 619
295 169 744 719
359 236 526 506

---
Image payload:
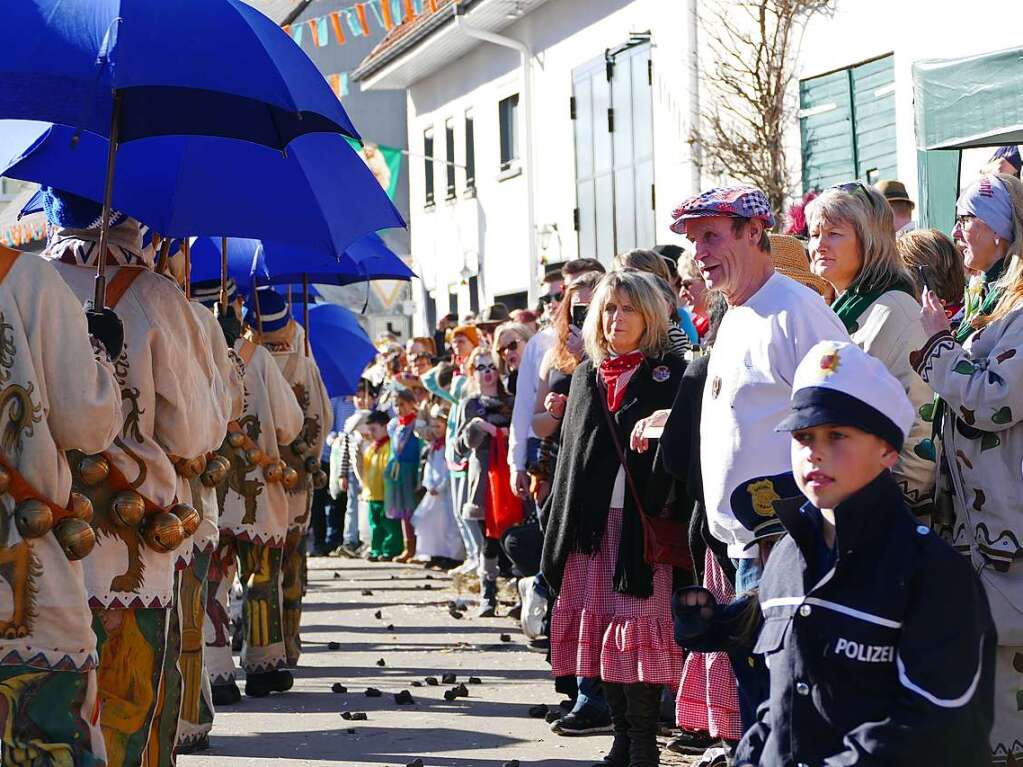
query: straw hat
769 234 831 298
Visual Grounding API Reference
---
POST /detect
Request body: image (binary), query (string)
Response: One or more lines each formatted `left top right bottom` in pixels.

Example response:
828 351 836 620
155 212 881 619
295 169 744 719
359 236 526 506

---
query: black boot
592 682 629 767
477 579 498 617
624 682 662 767
245 668 294 698
211 680 241 706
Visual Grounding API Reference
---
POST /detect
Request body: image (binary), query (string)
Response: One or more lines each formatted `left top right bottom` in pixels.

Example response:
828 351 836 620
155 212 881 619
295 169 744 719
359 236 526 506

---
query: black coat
736 472 995 767
540 350 689 598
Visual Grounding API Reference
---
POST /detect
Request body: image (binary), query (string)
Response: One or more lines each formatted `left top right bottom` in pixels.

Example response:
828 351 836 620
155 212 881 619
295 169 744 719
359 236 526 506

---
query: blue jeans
571 676 609 718
450 473 481 562
343 471 361 547
728 557 769 734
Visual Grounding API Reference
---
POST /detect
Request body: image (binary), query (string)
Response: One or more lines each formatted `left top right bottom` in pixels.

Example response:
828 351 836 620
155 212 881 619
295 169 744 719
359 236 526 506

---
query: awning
0 184 46 248
913 46 1023 150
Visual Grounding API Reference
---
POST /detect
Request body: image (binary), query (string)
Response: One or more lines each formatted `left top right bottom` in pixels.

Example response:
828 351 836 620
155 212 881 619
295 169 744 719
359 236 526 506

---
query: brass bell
263 460 283 483
110 491 146 529
54 518 96 561
290 439 309 456
69 492 94 523
245 448 264 467
78 455 110 487
177 455 207 479
281 466 300 490
14 500 53 539
0 465 10 494
141 512 185 552
170 503 201 537
227 432 246 449
303 456 319 474
312 470 328 490
200 455 230 487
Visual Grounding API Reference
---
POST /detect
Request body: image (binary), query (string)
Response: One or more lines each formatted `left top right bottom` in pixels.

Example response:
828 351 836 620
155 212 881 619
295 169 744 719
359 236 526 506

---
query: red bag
485 428 524 539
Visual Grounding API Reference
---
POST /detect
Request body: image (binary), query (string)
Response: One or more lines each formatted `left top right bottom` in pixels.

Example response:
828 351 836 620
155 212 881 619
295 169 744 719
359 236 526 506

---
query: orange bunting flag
329 11 346 45
427 0 438 11
356 3 371 36
381 0 394 30
307 19 320 46
282 24 291 36
404 0 416 20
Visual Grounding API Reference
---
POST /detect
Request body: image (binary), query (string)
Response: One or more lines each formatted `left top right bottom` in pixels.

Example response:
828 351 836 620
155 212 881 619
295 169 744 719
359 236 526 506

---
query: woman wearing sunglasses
804 182 935 519
541 270 689 767
915 172 1023 763
492 321 535 395
453 346 524 617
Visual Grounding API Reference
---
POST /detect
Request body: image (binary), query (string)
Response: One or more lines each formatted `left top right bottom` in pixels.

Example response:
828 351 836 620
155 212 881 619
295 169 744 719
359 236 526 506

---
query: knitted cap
245 287 290 332
190 278 237 308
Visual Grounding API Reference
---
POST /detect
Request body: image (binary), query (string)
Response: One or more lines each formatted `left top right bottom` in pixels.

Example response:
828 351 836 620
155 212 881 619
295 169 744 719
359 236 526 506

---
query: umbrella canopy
293 302 376 397
0 0 357 148
0 121 405 252
188 236 267 293
259 233 415 286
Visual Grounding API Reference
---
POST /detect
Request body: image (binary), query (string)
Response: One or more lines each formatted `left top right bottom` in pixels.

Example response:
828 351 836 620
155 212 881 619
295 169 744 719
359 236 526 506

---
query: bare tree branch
695 0 835 214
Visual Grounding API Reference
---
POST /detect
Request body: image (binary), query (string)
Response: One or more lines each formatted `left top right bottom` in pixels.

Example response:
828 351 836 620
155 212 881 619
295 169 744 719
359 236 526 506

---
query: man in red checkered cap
633 185 849 737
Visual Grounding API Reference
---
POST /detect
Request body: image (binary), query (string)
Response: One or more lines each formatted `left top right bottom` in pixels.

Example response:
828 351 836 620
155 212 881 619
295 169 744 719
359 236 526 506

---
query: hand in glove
85 301 124 361
214 301 241 347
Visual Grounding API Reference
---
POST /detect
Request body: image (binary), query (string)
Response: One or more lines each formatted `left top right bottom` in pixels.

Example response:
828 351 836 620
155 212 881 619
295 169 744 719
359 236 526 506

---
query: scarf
831 279 916 334
42 218 151 270
398 412 416 427
431 436 445 452
598 351 644 412
373 436 389 449
693 313 710 338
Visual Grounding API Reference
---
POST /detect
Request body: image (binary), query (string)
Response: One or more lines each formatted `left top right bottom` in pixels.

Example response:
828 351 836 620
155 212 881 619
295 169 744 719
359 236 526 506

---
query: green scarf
831 279 916 334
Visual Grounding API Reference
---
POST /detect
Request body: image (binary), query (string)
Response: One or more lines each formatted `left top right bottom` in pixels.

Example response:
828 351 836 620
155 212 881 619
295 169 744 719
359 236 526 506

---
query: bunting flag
403 0 416 21
290 23 304 45
380 0 394 30
355 3 371 36
329 11 346 44
426 0 438 11
345 137 403 201
413 0 424 13
282 24 291 37
343 8 363 37
326 73 350 99
307 19 319 46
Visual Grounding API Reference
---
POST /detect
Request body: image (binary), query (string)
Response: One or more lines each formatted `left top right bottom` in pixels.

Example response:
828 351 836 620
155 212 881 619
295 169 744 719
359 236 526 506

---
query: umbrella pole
183 239 191 299
93 91 123 308
303 273 310 357
220 236 229 306
253 278 263 344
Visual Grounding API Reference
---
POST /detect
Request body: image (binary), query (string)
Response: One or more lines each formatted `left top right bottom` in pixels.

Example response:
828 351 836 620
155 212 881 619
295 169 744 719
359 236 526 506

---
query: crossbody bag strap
105 267 144 309
595 378 647 516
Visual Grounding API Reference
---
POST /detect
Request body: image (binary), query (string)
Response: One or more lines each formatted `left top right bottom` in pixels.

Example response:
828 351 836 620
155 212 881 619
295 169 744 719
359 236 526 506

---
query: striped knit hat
245 287 291 332
190 278 237 308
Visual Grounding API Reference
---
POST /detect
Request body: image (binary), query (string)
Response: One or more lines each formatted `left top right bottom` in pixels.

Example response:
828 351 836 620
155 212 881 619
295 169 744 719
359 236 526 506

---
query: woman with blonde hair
915 173 1023 764
491 321 535 394
542 270 689 767
805 182 935 518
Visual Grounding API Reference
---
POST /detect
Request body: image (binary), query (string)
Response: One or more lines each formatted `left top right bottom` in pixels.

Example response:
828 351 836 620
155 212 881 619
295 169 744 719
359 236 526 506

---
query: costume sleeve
509 334 543 470
32 261 122 453
821 544 994 765
307 361 332 458
262 350 304 446
734 702 771 766
328 438 343 499
421 365 456 404
151 287 225 458
913 323 1023 432
198 304 244 421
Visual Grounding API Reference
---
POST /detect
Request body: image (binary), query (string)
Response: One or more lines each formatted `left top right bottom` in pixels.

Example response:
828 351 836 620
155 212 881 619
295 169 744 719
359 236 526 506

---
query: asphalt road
180 556 696 767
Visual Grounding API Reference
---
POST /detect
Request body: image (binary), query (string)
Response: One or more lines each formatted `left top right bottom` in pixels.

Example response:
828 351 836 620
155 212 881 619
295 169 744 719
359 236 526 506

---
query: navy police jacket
735 471 995 766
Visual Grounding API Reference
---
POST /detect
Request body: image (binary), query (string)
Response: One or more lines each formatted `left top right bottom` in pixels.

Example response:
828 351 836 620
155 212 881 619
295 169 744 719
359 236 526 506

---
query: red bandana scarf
398 412 416 427
598 351 644 412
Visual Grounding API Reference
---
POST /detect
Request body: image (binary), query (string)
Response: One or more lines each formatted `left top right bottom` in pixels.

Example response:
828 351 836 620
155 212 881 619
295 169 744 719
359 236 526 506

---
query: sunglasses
497 339 519 356
539 292 564 305
954 214 977 230
474 362 498 373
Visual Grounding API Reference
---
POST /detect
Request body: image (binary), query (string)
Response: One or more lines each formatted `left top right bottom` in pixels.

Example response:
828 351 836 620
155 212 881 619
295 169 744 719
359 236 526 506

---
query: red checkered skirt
550 506 684 686
675 549 741 740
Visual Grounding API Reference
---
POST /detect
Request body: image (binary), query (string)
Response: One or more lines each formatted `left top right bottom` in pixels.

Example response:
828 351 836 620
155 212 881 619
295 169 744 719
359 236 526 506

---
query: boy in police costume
245 288 331 668
679 341 995 765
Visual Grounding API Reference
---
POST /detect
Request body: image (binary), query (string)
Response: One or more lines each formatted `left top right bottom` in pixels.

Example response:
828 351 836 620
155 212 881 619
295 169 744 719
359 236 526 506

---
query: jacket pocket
753 615 789 656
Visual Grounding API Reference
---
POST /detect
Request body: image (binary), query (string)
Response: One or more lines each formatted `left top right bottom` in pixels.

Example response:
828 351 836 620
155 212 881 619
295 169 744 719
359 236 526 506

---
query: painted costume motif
914 310 1023 763
261 322 330 667
207 339 302 682
46 236 225 767
0 250 122 765
176 304 242 752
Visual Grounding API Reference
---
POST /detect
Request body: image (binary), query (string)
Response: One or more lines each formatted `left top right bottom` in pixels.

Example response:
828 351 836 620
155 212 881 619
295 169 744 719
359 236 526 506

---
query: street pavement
180 556 697 767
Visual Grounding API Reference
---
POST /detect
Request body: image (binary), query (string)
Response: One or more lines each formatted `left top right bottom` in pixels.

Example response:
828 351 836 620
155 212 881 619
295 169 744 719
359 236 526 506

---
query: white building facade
355 0 1022 333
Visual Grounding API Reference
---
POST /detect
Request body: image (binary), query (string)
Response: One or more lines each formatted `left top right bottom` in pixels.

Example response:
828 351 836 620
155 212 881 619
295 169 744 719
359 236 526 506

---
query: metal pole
302 273 310 357
687 0 702 193
94 91 123 308
220 236 229 305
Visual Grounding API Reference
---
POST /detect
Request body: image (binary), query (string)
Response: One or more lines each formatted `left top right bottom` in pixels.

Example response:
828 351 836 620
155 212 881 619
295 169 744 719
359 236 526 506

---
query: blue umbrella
258 233 415 286
0 122 404 252
0 0 358 147
293 303 376 397
188 236 268 293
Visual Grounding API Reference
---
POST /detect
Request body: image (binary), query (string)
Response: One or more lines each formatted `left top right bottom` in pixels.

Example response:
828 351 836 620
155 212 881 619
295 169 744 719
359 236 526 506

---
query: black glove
214 301 241 347
85 301 124 361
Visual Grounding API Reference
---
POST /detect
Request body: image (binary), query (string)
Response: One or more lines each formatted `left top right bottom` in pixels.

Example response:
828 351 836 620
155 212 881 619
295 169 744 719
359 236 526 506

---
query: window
499 94 520 171
423 127 435 207
799 54 896 193
464 109 476 191
444 118 456 199
468 275 480 314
